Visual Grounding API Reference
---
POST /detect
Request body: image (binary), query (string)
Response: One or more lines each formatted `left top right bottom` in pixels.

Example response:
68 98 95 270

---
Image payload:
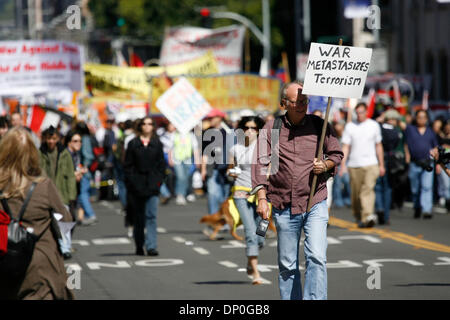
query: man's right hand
256 199 271 220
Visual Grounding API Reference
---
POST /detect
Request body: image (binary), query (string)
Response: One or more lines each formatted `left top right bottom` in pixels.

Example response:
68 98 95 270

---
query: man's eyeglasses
285 97 309 106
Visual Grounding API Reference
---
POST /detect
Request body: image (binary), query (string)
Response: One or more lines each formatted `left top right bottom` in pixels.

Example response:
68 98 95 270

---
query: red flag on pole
28 105 46 133
130 53 144 67
366 88 376 118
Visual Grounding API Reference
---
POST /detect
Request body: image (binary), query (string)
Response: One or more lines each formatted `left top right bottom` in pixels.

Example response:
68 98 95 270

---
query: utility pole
262 0 271 76
16 0 24 39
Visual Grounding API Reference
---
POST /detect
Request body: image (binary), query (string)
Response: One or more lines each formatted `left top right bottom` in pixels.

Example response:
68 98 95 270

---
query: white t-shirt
229 141 256 189
341 118 382 168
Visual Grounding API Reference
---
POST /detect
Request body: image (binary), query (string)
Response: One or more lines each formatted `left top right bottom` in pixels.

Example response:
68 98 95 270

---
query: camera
256 219 269 237
436 146 450 165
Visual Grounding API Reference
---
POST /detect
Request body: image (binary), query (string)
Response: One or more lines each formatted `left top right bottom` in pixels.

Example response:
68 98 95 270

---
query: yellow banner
154 74 281 113
84 51 219 98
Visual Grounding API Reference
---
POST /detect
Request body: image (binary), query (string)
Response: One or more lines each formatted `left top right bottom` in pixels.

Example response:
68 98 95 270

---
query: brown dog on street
200 199 276 241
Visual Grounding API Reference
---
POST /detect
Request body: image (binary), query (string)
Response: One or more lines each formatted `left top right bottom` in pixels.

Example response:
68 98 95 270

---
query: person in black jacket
124 116 165 256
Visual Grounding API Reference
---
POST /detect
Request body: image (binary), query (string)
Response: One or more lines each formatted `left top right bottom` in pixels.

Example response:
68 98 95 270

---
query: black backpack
0 183 37 286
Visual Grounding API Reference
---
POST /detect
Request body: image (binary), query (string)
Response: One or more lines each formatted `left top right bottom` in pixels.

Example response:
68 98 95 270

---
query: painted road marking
87 261 132 270
338 235 382 243
134 259 184 267
193 247 210 255
221 240 246 249
363 259 424 267
157 227 167 233
329 216 450 253
65 263 82 271
85 259 185 270
173 236 186 243
72 240 90 246
327 260 363 268
327 236 343 244
91 238 131 245
434 257 450 265
218 261 239 268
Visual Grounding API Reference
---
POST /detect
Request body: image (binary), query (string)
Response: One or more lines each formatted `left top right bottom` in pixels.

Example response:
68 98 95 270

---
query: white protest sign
302 43 372 99
156 77 212 134
159 25 245 74
0 40 83 95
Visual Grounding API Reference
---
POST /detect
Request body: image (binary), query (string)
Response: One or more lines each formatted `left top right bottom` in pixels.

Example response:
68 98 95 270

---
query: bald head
11 113 22 128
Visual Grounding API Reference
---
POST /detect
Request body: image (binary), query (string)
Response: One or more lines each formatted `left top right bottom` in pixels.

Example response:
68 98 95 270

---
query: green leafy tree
89 0 285 69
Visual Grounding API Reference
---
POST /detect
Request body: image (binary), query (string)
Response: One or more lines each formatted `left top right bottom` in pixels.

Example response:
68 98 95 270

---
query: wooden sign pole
306 38 343 212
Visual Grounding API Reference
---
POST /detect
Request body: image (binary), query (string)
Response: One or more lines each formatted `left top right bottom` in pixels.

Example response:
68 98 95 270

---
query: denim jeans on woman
133 195 159 251
233 198 264 257
78 172 96 219
273 200 328 300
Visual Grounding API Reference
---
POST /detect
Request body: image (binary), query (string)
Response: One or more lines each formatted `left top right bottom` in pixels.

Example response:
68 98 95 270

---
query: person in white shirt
339 103 385 228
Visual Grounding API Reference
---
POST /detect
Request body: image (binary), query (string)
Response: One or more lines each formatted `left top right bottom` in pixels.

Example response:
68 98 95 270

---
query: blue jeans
174 160 191 197
375 174 392 222
160 183 171 198
78 173 96 219
134 195 159 251
233 198 264 257
206 169 230 214
437 170 450 200
408 162 434 214
273 200 328 300
332 171 351 207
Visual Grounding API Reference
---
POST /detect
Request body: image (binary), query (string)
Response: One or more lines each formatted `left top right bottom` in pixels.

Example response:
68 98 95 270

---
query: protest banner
302 42 372 99
85 51 219 100
152 74 281 113
156 78 212 134
159 25 246 74
302 40 372 211
0 40 83 95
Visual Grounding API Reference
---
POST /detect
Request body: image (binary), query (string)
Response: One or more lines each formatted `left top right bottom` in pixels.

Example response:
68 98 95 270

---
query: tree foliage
89 0 285 65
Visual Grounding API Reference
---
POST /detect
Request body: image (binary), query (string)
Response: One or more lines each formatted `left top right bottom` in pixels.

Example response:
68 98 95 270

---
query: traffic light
200 8 212 28
117 17 125 27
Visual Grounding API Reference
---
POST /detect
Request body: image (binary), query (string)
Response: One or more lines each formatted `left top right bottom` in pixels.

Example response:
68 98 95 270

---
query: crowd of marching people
0 92 448 299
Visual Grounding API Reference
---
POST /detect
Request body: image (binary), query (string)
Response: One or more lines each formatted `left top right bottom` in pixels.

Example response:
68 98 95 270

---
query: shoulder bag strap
0 191 13 219
17 182 37 222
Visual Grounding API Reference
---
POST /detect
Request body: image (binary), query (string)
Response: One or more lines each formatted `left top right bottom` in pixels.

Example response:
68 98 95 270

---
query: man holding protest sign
252 81 343 300
253 41 371 300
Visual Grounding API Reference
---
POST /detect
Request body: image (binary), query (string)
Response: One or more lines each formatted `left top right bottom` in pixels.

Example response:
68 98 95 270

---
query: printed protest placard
156 77 212 134
302 43 372 99
0 40 83 95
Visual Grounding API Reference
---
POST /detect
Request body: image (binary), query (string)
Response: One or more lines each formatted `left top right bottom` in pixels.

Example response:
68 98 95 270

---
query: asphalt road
67 195 450 300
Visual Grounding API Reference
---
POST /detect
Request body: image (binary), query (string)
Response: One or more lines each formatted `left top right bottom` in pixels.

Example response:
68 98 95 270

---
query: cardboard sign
302 43 372 99
0 40 83 95
156 78 212 134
